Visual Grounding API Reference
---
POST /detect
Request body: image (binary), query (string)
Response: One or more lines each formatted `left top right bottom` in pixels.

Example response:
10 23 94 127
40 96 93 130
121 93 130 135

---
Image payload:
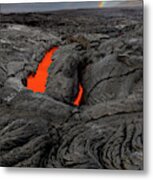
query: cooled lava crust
0 8 143 169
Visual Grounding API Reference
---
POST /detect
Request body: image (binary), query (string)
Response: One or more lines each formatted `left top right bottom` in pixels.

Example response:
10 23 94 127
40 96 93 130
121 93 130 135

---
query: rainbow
98 1 105 8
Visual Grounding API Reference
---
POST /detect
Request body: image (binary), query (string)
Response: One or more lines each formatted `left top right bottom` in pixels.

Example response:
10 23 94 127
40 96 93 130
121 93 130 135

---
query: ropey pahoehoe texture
0 7 143 169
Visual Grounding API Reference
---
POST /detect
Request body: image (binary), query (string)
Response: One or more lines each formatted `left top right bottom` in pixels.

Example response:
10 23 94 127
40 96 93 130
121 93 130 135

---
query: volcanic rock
0 7 143 169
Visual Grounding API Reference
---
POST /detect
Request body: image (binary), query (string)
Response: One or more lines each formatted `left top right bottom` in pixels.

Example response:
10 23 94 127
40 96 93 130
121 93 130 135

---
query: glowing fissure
27 47 83 106
74 84 83 106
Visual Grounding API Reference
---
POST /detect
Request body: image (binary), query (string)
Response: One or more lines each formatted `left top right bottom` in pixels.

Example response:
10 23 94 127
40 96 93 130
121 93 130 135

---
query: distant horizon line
0 7 143 15
0 1 143 13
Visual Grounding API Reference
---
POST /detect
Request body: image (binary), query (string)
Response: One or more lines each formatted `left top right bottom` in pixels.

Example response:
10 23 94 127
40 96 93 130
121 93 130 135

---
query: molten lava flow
27 46 83 106
27 47 58 93
74 84 83 106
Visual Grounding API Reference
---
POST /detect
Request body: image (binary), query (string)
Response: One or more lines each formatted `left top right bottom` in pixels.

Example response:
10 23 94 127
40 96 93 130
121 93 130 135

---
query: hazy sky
0 1 143 13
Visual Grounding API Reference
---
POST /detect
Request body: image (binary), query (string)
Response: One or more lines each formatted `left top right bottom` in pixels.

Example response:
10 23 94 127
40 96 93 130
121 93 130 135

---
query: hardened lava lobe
26 46 83 106
0 7 143 169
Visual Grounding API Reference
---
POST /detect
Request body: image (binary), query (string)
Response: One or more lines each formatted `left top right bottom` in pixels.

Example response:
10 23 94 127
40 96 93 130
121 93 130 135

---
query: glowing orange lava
74 84 83 106
27 47 58 93
27 47 83 106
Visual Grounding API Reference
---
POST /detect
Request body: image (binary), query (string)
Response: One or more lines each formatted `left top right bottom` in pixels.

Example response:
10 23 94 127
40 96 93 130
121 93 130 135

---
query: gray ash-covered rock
0 7 143 169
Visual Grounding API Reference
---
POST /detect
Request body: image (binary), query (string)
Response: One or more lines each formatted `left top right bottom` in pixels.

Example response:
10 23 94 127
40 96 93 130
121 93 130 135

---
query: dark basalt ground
0 7 143 169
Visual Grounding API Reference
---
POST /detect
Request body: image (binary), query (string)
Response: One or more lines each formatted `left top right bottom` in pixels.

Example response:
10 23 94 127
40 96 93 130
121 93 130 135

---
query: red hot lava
27 47 58 93
74 84 83 106
27 47 83 106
